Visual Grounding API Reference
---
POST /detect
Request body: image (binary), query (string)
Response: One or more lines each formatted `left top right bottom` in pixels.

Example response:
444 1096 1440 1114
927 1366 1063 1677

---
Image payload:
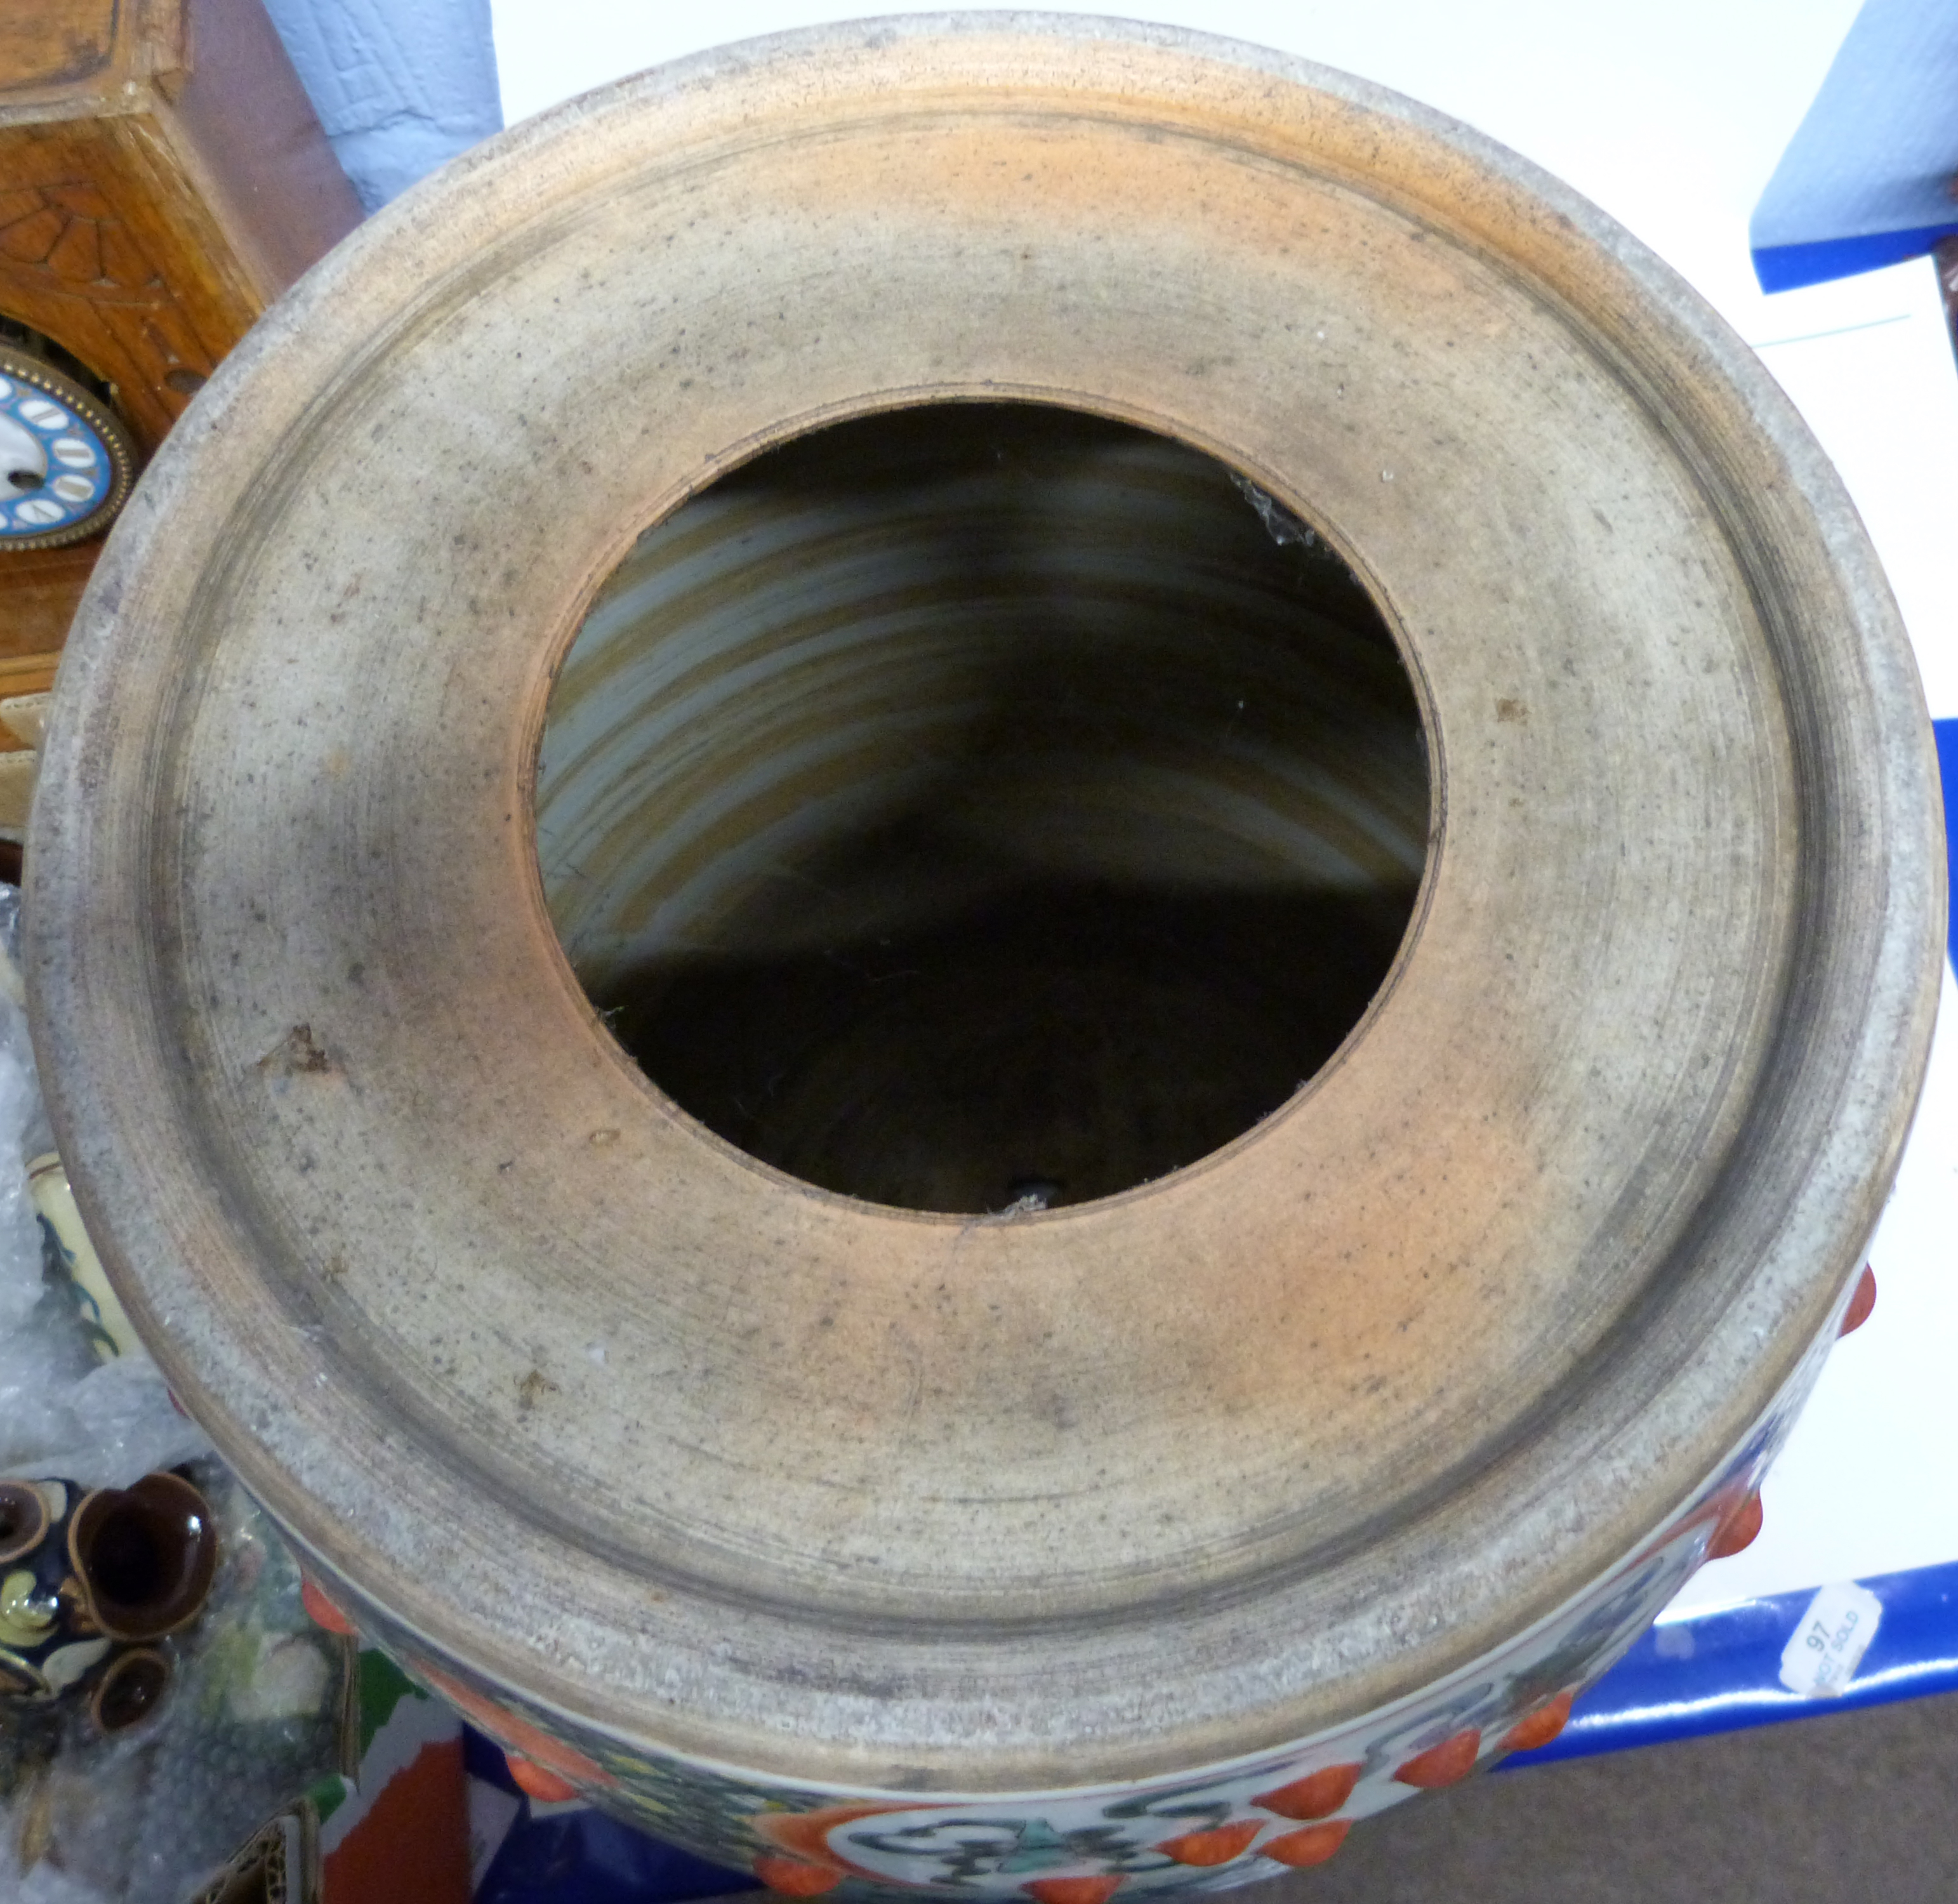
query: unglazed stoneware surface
23 13 1946 1894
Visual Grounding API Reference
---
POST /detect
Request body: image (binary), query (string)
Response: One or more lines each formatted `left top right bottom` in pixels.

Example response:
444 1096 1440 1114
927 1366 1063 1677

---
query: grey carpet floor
1231 1691 1958 1903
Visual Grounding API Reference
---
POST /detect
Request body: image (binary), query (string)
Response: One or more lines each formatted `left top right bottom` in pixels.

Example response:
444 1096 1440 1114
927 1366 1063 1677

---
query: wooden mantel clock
0 0 361 834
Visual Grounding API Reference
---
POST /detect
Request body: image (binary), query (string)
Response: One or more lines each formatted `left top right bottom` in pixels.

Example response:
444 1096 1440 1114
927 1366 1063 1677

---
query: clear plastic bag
1 887 352 1903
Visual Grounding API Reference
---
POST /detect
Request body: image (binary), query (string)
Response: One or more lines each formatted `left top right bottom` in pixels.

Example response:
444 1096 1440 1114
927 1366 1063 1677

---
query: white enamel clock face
0 345 136 552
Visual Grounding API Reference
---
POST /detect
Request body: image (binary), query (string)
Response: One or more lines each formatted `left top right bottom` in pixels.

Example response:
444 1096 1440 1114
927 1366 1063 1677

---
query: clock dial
0 342 138 552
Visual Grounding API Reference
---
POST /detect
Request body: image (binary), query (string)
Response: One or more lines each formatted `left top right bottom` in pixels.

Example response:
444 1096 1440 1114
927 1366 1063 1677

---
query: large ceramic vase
23 16 1945 1898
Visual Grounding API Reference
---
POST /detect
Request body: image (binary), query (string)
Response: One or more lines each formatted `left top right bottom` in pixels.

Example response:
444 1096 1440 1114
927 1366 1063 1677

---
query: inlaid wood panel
0 1 175 114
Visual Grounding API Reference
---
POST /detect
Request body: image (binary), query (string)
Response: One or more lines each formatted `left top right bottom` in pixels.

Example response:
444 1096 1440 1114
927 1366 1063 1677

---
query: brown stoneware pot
23 17 1944 1896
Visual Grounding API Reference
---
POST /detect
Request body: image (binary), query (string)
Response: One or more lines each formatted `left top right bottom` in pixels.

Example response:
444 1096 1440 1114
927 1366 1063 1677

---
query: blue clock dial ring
0 344 137 552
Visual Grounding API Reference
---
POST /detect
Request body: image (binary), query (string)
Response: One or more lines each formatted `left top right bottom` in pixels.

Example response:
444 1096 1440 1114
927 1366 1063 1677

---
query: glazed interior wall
534 403 1430 1211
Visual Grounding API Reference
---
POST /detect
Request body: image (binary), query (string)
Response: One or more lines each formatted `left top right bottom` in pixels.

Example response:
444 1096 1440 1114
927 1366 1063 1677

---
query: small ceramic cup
67 1471 221 1643
88 1645 173 1733
0 1471 218 1727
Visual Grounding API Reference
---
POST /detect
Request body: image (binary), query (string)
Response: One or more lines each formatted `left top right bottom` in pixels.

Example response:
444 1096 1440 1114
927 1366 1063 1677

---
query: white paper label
1778 1582 1882 1697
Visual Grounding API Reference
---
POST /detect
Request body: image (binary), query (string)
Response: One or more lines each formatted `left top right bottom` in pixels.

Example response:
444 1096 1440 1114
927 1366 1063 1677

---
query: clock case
0 0 359 803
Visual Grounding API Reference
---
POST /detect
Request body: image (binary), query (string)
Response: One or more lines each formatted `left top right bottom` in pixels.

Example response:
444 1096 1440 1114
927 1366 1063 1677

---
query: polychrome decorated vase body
293 1382 1814 1900
23 16 1944 1896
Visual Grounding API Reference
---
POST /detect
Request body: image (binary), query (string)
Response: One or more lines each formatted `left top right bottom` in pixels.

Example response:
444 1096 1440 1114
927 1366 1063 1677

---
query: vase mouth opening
534 399 1432 1214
